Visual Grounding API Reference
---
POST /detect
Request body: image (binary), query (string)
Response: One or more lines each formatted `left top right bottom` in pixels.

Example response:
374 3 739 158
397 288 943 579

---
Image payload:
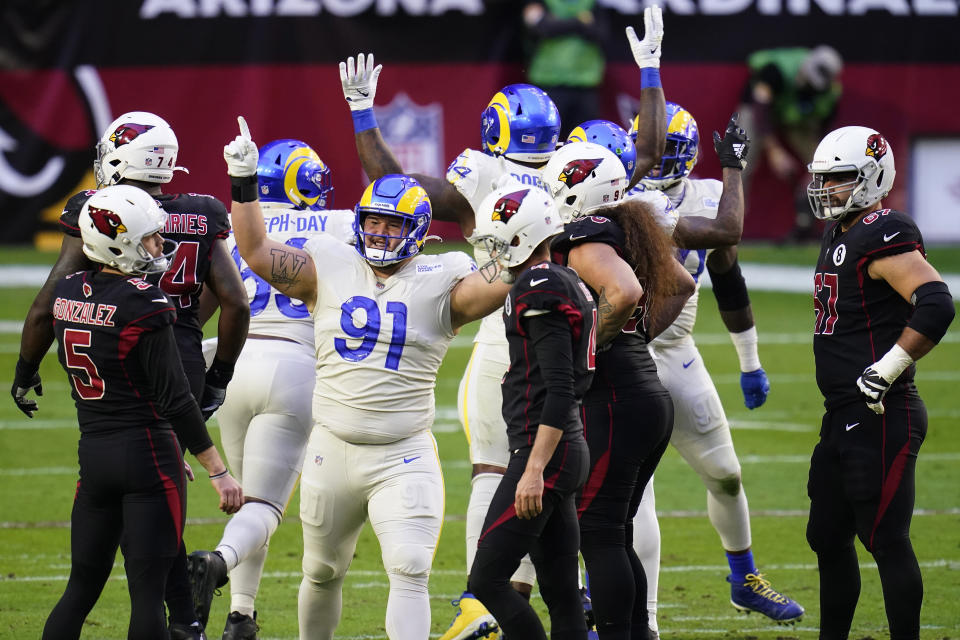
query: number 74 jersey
813 208 923 409
303 235 478 444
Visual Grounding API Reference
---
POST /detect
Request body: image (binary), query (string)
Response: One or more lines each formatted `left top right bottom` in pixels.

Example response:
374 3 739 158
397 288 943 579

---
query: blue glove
740 368 769 409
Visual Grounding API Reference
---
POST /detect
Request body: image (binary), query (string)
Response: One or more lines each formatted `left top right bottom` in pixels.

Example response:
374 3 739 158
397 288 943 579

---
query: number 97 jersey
225 205 356 349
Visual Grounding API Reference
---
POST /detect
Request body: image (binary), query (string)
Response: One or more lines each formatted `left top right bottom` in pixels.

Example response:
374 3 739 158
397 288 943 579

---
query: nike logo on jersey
152 298 168 303
568 234 587 242
883 232 901 242
403 456 421 464
845 422 860 431
529 278 548 287
682 359 695 368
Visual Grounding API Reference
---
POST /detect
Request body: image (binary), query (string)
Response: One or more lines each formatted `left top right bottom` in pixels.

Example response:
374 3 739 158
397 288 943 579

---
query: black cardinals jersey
53 270 181 432
551 215 662 401
502 261 596 451
814 209 924 409
60 189 230 356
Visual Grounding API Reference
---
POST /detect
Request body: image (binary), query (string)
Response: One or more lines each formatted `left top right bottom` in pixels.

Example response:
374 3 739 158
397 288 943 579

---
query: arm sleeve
135 326 214 455
525 311 577 429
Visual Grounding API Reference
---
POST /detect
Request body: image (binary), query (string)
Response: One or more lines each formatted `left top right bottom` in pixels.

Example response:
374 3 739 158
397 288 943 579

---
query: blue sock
726 550 757 583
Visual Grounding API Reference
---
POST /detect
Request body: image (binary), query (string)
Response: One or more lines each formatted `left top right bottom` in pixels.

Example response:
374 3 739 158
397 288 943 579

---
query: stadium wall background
1 1 958 244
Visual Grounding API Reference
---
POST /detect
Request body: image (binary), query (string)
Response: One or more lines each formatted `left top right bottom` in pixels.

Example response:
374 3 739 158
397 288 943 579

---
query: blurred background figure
737 45 843 243
523 0 609 139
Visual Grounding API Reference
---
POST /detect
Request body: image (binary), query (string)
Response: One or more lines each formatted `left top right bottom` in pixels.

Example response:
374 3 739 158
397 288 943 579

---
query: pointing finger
237 115 251 140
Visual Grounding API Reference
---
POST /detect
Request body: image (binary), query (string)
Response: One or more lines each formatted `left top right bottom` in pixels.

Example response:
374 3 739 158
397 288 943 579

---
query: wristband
872 343 914 382
352 108 378 134
209 469 229 480
206 357 235 388
230 175 258 203
14 355 41 385
640 68 661 89
730 327 762 372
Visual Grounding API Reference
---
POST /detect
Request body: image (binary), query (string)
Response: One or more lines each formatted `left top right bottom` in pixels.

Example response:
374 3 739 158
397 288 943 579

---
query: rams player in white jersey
191 139 353 639
337 10 666 636
221 117 514 640
628 103 805 630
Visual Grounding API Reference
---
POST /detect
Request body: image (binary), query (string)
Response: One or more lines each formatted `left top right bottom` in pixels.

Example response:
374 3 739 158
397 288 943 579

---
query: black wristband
230 175 259 203
907 280 955 344
209 469 229 480
708 259 751 311
14 355 41 385
206 357 235 388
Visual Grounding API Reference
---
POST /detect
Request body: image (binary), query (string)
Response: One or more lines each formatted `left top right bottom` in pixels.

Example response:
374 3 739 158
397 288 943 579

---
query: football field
1 245 958 639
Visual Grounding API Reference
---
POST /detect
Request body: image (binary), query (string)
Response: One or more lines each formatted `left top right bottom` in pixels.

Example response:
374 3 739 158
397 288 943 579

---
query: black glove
201 358 234 421
856 365 891 415
12 356 43 418
713 112 751 170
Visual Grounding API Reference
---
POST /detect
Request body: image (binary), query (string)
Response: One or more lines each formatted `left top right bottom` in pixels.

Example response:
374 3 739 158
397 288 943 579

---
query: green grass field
1 244 958 639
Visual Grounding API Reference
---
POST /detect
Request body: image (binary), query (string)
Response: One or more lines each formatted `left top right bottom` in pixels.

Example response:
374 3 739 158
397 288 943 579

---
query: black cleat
168 620 207 640
222 611 259 640
187 550 228 629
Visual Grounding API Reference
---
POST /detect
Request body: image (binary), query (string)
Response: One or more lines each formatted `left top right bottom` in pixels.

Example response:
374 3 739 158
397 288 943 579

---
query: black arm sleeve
526 312 577 429
707 257 751 311
136 326 214 455
908 281 955 344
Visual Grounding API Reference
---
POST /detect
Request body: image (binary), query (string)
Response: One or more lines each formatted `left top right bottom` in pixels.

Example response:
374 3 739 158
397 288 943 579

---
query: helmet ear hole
876 170 884 188
565 195 577 206
109 247 123 256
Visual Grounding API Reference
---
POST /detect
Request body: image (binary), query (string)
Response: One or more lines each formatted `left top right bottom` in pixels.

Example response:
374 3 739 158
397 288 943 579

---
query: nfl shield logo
374 93 444 179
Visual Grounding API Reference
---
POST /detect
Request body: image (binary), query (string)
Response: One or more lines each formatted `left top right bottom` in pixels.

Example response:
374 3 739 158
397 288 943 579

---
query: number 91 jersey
814 209 923 409
225 204 356 349
60 190 230 349
303 235 477 444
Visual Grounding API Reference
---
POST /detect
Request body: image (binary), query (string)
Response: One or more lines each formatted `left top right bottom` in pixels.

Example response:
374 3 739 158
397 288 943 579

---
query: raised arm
12 236 90 417
449 271 512 330
673 114 750 249
224 117 317 310
625 6 666 187
565 242 643 346
340 53 477 236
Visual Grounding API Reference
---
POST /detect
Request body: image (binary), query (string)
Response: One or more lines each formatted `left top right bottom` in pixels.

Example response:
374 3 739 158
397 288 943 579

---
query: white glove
223 116 258 177
855 344 913 415
339 52 382 112
626 5 664 69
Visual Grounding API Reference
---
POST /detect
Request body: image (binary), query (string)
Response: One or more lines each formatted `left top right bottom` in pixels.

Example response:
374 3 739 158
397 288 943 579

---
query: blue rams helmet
257 139 334 210
567 119 637 176
354 174 432 267
481 84 561 164
634 102 700 190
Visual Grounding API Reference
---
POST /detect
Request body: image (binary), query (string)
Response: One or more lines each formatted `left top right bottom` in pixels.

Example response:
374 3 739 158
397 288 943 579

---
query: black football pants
806 393 926 640
470 439 590 640
43 428 186 639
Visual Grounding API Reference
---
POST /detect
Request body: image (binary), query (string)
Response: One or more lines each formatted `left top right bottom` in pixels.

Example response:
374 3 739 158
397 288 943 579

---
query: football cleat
728 572 804 624
222 610 259 640
438 591 500 640
187 550 229 629
168 620 207 640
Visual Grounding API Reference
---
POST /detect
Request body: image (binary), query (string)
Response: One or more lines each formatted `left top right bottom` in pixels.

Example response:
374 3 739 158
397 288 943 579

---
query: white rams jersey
446 148 549 346
625 187 680 235
303 235 477 444
650 177 723 346
227 204 355 349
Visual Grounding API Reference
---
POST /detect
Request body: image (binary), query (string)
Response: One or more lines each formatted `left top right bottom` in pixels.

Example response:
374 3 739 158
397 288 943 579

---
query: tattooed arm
230 200 318 311
566 242 643 346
